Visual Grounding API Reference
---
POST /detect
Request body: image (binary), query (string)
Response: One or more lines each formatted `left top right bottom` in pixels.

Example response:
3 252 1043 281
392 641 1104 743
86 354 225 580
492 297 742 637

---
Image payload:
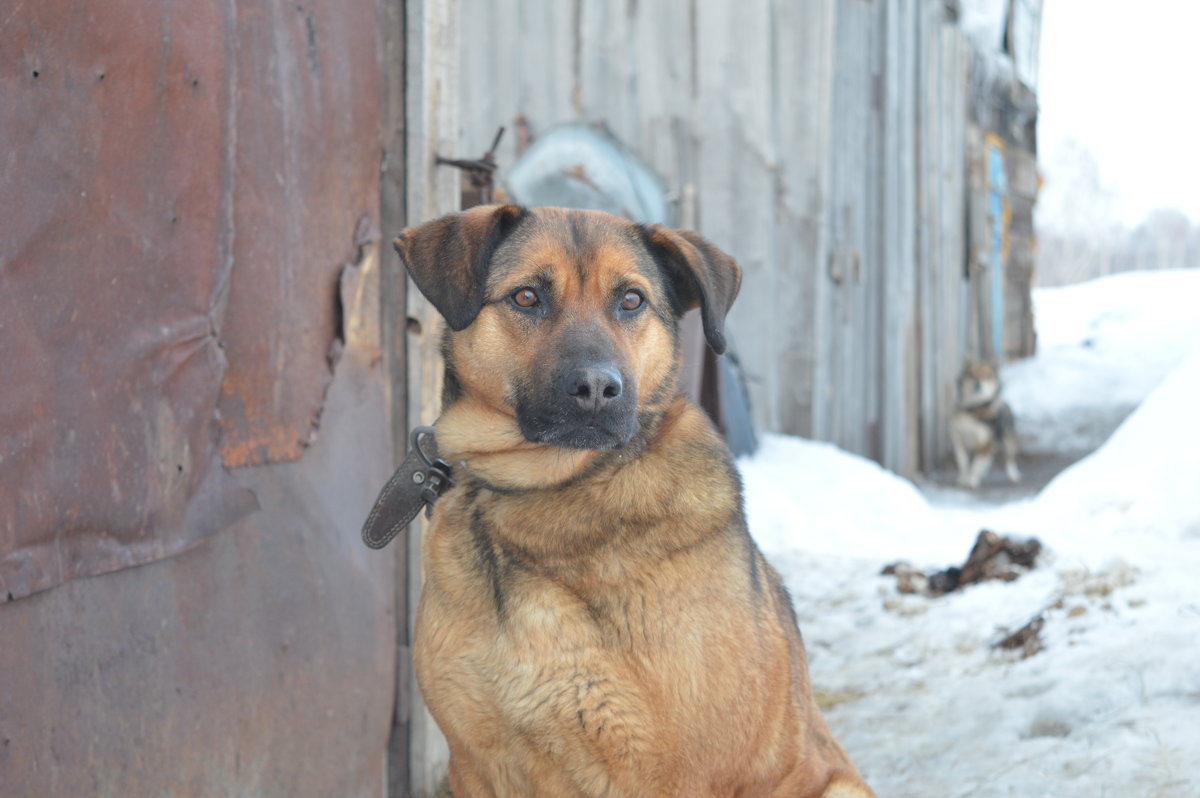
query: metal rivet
412 471 425 484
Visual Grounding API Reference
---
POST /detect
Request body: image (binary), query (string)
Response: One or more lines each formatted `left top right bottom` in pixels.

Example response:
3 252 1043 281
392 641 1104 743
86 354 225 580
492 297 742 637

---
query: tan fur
397 206 875 798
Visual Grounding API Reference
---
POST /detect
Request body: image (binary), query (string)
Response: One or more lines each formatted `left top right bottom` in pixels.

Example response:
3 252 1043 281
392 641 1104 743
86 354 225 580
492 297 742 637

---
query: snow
1003 269 1200 455
740 436 949 564
739 271 1200 797
1038 1 1200 228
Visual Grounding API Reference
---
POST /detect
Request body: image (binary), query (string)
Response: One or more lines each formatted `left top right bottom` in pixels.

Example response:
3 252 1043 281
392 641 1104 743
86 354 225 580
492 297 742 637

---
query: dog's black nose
564 365 623 412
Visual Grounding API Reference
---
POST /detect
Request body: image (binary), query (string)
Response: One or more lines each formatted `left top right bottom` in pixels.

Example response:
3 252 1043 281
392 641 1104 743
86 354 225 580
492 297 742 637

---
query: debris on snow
1059 560 1140 600
993 613 1045 659
882 529 1042 597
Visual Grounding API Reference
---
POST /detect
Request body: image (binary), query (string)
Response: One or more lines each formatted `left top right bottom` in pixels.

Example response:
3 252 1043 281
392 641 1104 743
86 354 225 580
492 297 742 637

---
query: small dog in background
950 360 1021 489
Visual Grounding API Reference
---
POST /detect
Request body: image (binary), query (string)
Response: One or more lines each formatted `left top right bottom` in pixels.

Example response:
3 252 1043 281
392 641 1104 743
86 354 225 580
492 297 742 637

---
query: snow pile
738 271 1200 797
738 436 952 564
1032 343 1200 552
1004 269 1200 455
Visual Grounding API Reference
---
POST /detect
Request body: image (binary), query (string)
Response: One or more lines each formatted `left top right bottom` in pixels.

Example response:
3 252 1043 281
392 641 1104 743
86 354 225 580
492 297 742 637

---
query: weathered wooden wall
458 0 835 450
458 0 1004 476
916 4 973 478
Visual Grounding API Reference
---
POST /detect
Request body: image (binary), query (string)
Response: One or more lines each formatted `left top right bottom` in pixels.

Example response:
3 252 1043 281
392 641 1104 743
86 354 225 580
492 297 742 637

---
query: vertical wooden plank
864 0 885 460
629 0 696 223
902 0 922 476
1005 144 1038 357
578 0 638 140
865 0 887 464
380 0 410 792
879 0 920 476
820 0 883 459
489 0 523 156
815 0 851 449
828 0 851 452
966 122 987 359
458 0 526 167
938 21 971 471
771 0 835 437
456 0 493 162
406 0 459 794
383 8 410 463
915 0 934 472
515 0 577 138
694 0 779 431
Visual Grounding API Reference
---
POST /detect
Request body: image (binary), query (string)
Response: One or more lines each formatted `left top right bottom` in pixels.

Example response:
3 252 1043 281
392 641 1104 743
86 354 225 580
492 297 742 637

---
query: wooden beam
404 0 460 794
381 0 409 793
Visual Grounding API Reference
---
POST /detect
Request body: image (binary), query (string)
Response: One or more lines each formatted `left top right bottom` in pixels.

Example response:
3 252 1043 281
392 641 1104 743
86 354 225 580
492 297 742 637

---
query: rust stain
212 0 384 469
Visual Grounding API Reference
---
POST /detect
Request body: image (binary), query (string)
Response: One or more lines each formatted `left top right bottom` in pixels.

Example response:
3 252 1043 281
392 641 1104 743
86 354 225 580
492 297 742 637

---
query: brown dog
393 205 874 798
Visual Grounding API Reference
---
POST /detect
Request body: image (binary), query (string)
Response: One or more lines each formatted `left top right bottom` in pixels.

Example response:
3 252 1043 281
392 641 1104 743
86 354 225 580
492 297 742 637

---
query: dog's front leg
966 446 994 489
952 433 971 487
1003 435 1022 484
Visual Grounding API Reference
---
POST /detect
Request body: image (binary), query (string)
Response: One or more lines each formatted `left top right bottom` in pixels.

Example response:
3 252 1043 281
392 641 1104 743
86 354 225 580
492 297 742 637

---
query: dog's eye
620 290 644 311
512 288 539 308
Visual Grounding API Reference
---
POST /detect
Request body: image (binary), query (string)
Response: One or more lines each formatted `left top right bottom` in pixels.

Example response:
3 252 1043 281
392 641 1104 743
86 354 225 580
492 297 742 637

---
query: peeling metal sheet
0 0 384 600
213 2 384 467
0 0 255 601
0 0 396 793
0 351 395 797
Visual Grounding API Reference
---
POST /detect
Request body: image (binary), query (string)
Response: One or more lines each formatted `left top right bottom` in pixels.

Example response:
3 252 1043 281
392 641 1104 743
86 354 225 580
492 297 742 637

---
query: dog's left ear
639 225 742 355
393 204 527 330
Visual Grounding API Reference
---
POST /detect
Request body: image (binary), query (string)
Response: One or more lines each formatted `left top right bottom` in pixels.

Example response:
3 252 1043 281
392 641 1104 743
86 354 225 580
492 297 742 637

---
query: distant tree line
1038 207 1200 287
1034 139 1199 286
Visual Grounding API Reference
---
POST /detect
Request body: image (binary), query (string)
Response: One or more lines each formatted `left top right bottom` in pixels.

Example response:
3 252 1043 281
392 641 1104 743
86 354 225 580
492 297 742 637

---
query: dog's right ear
393 204 527 330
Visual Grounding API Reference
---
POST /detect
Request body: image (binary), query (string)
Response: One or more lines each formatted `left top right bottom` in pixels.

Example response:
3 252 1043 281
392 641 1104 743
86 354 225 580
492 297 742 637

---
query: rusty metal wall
0 0 398 795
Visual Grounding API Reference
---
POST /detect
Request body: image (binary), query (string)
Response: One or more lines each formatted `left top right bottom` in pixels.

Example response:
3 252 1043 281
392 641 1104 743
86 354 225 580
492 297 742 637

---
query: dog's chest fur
950 411 994 450
414 404 799 795
419 532 708 770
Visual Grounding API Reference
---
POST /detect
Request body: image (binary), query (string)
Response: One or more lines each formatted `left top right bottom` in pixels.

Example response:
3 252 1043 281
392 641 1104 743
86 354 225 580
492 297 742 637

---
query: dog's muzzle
516 360 640 450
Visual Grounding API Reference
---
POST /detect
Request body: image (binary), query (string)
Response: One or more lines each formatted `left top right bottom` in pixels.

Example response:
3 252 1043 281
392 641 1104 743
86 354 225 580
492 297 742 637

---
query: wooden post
405 0 459 794
381 0 409 793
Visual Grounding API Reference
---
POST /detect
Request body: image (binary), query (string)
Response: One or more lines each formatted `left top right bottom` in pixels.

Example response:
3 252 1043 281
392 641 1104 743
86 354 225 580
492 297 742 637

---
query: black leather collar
361 426 455 549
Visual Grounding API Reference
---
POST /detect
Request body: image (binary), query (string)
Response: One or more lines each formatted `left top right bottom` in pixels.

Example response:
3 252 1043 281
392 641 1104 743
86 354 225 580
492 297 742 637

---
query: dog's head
395 205 741 451
958 359 1002 408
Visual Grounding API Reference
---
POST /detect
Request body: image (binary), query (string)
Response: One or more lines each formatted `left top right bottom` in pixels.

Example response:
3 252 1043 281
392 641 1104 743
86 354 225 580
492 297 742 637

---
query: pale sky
1038 0 1200 227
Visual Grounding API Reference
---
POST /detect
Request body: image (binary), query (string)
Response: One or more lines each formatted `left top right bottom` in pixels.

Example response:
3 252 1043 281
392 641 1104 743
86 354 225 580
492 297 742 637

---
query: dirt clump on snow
993 613 1045 659
882 529 1043 597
